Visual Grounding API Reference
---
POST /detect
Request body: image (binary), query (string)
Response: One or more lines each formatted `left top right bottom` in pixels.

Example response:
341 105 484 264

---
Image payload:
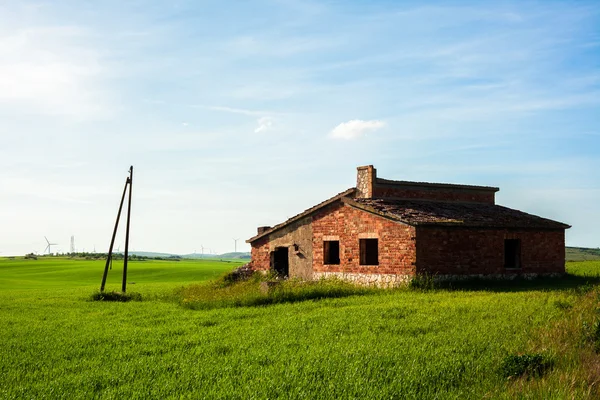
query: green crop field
1 257 600 399
0 256 241 291
566 246 600 261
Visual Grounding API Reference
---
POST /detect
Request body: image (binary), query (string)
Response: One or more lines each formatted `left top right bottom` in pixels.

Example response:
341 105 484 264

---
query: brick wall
416 227 565 276
355 164 496 204
372 186 496 204
250 237 270 272
312 203 417 277
250 196 566 284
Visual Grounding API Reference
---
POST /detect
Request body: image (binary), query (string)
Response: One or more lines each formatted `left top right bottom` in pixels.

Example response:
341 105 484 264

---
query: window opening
504 239 521 269
360 238 378 265
324 240 340 265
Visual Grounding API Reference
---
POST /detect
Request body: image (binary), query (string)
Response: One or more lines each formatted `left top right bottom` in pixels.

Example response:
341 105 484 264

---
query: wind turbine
44 236 57 255
233 238 240 253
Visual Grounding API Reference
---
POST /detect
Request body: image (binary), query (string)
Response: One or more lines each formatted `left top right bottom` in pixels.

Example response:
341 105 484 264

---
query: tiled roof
246 188 357 243
346 198 570 229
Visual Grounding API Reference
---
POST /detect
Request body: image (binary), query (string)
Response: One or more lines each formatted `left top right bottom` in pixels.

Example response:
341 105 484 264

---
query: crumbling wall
249 217 313 279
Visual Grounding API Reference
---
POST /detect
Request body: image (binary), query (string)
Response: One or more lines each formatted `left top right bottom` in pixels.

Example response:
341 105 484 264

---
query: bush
90 291 142 302
408 273 437 291
218 263 254 287
499 353 553 379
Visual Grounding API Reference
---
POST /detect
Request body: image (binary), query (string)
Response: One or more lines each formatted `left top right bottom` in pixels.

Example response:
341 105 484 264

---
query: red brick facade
416 228 566 275
312 203 416 276
247 165 568 285
250 237 270 273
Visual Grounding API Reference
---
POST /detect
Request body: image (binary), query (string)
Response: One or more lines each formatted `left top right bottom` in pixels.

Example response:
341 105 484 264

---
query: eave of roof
246 188 357 243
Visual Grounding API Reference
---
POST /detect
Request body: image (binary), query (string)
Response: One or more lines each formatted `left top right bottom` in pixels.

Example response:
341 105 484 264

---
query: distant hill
181 252 250 260
217 252 251 259
128 251 180 258
566 247 600 262
122 251 250 260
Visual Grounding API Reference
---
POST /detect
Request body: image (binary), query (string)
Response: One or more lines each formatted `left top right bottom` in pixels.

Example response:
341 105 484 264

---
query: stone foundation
313 271 564 288
313 272 412 288
431 272 564 281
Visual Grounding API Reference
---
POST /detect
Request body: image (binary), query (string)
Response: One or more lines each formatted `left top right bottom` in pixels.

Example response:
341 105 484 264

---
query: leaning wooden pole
122 166 133 293
100 176 130 292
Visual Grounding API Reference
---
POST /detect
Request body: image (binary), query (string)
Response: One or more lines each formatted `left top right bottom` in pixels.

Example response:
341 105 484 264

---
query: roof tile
350 198 570 229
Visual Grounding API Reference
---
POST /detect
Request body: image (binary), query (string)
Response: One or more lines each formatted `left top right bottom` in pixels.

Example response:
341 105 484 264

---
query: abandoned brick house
246 165 570 286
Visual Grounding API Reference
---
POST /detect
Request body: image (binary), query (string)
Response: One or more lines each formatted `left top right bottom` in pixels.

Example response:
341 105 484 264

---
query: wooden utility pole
100 166 134 293
122 166 133 293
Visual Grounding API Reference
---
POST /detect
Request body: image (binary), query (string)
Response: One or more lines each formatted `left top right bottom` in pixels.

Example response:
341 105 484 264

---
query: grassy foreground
1 257 599 399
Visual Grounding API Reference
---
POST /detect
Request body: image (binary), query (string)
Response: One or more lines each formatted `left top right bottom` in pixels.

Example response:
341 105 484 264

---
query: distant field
1 257 599 399
566 246 600 261
0 256 241 291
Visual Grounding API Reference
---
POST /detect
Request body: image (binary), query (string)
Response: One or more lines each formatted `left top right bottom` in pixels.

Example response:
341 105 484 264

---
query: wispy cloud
254 117 274 133
330 119 386 140
224 34 341 58
204 105 266 116
200 105 277 134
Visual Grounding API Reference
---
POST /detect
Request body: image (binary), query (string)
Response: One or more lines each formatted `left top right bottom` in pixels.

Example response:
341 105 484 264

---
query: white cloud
330 119 386 140
254 117 274 133
205 105 265 116
0 25 110 120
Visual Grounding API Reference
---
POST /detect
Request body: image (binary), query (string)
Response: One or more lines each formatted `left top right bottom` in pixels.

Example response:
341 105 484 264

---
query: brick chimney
356 165 376 198
257 226 271 235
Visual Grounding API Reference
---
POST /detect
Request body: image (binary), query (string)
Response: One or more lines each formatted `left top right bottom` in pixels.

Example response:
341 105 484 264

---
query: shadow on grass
179 266 600 310
90 291 142 302
430 274 600 293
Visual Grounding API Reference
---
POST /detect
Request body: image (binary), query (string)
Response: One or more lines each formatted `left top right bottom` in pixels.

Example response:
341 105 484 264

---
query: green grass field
0 257 240 291
1 257 599 399
566 246 600 261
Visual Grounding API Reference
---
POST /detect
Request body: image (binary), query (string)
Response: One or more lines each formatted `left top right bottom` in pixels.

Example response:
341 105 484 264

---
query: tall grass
498 285 600 398
179 273 375 310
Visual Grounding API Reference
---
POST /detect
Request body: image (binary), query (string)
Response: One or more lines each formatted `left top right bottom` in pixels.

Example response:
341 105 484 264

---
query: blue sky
0 0 598 255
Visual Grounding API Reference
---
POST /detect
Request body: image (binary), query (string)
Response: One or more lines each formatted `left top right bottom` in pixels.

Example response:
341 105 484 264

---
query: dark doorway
271 247 289 277
504 239 521 269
